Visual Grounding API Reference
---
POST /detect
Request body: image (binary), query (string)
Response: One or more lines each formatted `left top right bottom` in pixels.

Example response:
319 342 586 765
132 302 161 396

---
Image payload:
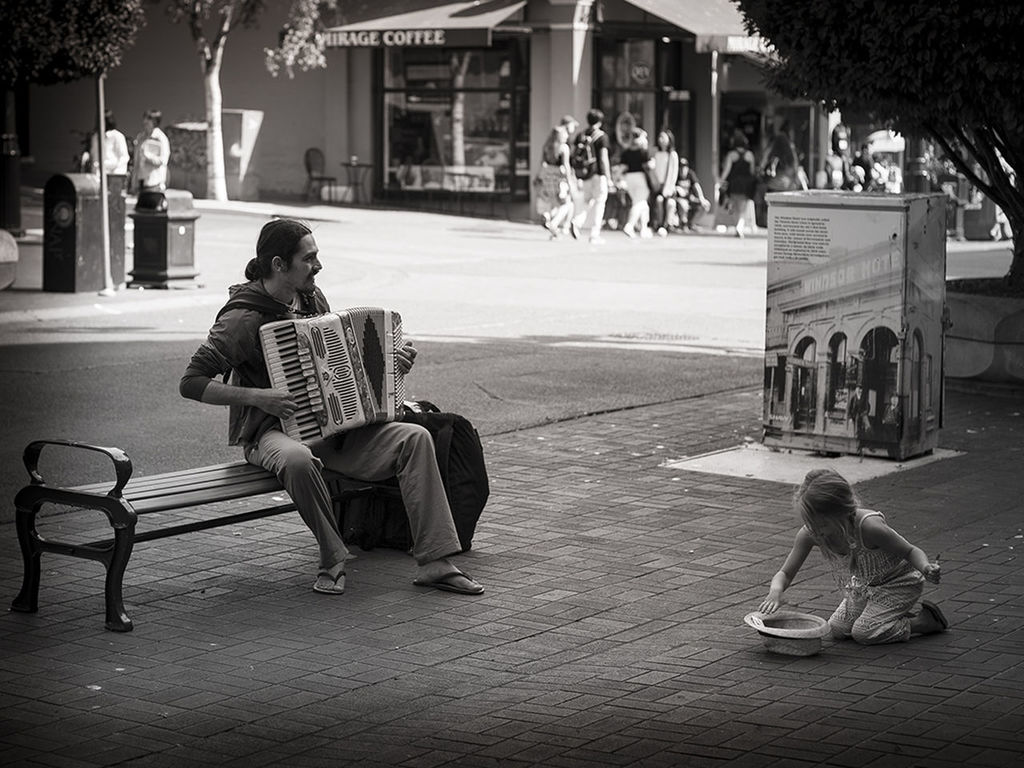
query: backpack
333 401 490 553
570 128 603 180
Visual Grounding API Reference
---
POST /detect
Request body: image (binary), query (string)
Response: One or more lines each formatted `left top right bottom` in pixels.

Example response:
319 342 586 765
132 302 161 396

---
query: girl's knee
851 621 906 645
829 619 852 640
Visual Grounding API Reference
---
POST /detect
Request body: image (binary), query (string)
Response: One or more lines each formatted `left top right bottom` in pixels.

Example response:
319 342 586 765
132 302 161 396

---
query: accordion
259 307 406 443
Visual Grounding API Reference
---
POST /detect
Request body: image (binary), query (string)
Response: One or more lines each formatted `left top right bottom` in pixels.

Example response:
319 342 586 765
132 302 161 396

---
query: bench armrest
23 440 134 497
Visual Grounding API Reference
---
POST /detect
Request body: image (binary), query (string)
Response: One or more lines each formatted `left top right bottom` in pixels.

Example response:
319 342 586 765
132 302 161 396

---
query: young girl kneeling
760 468 948 644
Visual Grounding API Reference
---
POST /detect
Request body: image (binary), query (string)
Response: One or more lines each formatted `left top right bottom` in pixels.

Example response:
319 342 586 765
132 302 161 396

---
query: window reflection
383 41 529 197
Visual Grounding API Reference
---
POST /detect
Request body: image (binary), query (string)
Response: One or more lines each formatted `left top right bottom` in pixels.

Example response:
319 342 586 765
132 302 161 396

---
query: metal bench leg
104 527 135 632
11 504 41 614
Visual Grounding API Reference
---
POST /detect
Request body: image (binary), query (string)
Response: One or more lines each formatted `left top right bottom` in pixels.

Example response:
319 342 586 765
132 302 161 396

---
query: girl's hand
921 561 941 584
759 593 783 614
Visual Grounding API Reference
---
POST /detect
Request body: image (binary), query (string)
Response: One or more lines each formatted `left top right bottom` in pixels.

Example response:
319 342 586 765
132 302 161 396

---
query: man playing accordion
180 218 483 597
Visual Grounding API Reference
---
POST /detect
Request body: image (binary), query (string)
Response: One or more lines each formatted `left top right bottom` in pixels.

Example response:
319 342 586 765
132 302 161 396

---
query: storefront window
596 38 689 161
382 40 529 197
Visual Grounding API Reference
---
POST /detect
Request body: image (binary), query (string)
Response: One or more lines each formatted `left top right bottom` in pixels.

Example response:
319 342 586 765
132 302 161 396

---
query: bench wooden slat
72 462 275 496
70 463 377 513
120 472 280 502
129 478 292 514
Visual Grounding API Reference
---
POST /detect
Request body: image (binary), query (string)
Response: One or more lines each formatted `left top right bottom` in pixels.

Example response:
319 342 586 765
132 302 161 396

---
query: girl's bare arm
761 526 815 613
862 516 941 583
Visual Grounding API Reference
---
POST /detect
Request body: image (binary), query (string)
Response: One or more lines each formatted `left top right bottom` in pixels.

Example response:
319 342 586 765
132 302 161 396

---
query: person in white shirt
132 109 170 193
90 110 130 176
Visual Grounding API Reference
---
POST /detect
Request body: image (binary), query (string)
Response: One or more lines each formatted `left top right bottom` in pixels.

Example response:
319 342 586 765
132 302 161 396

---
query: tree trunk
204 65 228 201
450 53 471 168
1009 227 1023 289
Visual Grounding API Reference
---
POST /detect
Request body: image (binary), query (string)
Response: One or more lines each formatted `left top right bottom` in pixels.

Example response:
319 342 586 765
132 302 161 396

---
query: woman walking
535 116 578 239
621 129 654 239
718 130 758 238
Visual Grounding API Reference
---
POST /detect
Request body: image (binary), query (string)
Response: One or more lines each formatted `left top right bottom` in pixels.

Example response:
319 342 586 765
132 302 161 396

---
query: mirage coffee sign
325 27 490 48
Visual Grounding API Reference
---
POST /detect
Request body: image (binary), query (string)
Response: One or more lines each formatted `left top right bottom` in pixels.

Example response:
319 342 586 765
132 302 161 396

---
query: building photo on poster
762 191 948 461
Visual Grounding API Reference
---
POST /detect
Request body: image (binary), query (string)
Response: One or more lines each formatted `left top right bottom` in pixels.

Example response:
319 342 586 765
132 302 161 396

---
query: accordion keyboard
262 322 328 442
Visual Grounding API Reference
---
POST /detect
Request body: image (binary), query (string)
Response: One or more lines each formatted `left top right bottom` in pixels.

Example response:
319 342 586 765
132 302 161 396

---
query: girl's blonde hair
795 469 858 554
541 126 568 165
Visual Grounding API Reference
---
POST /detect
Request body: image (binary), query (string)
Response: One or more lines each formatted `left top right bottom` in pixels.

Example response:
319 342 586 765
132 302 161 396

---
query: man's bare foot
413 558 484 595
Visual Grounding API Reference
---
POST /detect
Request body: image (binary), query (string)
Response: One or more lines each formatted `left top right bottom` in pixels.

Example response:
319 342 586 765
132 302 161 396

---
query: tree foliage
0 0 145 87
160 0 264 74
265 2 448 78
158 1 268 200
734 0 1024 285
264 0 339 78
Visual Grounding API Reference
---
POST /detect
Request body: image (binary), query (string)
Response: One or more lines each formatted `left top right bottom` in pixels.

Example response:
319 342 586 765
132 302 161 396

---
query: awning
623 0 765 54
324 0 526 49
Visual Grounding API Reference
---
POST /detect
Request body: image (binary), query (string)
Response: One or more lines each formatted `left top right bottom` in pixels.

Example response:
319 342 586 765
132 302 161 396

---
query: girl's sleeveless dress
823 510 924 644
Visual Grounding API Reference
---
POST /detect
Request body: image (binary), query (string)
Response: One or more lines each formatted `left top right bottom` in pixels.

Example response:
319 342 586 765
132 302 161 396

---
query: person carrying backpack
569 108 612 244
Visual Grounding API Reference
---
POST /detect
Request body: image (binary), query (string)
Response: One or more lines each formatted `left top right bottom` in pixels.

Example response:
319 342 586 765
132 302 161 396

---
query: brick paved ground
1 386 1022 767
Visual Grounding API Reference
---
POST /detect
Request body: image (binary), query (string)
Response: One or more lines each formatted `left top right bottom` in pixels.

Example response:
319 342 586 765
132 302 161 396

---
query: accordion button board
259 307 405 443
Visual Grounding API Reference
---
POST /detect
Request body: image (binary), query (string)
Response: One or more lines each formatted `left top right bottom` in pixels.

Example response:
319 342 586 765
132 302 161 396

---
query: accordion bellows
259 307 406 443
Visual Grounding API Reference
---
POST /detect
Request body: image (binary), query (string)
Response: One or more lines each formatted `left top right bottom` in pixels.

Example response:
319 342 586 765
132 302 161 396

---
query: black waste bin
963 195 997 241
43 173 126 292
128 189 200 288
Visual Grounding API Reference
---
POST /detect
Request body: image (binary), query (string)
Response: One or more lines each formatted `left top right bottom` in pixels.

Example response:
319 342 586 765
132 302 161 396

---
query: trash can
43 173 124 292
963 194 997 241
128 189 200 288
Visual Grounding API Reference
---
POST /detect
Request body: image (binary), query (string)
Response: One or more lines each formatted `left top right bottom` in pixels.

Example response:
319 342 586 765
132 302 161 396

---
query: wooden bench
10 439 395 632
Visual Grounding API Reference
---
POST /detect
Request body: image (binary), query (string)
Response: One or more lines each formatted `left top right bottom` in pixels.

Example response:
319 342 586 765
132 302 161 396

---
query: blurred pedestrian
760 468 947 644
669 156 711 232
620 128 653 239
132 109 170 195
649 129 679 237
89 110 129 176
535 116 578 239
719 130 758 238
760 119 808 192
570 108 611 245
852 144 874 188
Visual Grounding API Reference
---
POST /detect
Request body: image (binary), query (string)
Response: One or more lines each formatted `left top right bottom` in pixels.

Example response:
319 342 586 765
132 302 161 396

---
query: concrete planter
945 290 1024 383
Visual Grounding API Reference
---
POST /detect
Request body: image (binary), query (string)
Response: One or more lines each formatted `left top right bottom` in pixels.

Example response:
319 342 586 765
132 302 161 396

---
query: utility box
129 189 200 288
42 173 125 292
762 191 947 460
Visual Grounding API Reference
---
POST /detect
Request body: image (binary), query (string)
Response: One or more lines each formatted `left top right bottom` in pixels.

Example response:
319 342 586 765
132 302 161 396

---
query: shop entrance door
791 363 817 431
791 338 817 431
858 327 900 440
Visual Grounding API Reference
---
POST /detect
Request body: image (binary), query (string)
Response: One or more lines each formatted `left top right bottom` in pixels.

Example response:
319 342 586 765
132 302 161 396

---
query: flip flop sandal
313 572 346 595
413 569 484 595
921 599 948 630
